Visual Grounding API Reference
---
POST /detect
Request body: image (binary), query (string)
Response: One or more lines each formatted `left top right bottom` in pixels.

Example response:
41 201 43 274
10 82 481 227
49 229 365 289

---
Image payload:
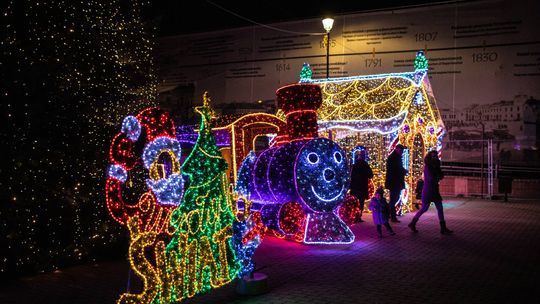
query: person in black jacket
408 150 453 234
384 144 408 222
349 150 374 222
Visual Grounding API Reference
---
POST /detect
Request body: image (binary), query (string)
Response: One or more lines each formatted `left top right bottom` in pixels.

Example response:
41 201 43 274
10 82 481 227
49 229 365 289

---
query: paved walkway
1 198 539 303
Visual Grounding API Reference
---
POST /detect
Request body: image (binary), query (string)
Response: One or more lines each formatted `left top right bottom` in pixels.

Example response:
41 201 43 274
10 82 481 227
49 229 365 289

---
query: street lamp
322 17 334 79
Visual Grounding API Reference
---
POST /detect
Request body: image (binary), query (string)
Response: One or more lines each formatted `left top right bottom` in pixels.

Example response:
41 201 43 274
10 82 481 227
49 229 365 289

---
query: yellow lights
118 213 237 303
308 69 444 213
318 77 416 122
213 112 286 183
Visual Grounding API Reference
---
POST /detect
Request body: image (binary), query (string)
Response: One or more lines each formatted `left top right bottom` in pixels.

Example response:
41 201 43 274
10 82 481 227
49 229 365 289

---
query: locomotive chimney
276 84 322 141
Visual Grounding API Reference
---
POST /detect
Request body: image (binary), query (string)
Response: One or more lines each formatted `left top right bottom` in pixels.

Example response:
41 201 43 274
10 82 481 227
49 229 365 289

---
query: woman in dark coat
385 144 408 222
408 150 453 234
349 150 374 222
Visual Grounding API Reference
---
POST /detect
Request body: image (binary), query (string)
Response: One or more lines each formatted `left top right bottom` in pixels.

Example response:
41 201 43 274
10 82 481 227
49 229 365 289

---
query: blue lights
108 164 128 183
121 115 141 142
402 148 410 171
145 173 184 206
142 136 182 170
414 90 424 105
235 151 257 197
295 138 350 213
351 145 368 164
303 213 354 244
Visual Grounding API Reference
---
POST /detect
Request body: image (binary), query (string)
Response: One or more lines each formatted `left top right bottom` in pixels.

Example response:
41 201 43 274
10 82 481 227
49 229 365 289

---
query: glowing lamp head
322 18 334 32
295 138 350 212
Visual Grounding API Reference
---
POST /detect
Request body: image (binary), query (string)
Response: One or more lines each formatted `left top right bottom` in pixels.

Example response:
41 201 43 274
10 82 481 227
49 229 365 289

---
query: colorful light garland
301 51 444 213
212 113 286 183
106 108 181 229
114 96 267 303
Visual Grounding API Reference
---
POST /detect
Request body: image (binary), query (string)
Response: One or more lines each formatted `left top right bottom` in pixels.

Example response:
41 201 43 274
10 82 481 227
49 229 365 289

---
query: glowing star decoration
301 51 445 214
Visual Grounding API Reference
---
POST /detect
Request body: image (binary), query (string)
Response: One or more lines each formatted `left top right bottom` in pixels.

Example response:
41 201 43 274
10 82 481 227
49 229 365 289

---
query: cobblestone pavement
1 198 539 304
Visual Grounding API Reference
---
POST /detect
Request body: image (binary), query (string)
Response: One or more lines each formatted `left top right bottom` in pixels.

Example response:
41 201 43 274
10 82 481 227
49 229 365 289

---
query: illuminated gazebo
300 51 445 214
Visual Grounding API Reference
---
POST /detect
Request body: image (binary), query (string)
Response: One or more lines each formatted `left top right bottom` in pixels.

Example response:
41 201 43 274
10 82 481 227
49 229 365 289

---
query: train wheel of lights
279 201 306 235
338 194 362 226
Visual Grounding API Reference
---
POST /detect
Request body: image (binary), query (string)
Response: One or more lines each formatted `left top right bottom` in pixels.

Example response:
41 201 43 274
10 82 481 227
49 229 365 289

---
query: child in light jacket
368 186 396 238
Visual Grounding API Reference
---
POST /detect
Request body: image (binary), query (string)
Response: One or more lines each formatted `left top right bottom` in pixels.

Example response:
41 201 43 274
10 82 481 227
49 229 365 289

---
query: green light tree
300 62 313 81
414 50 429 70
165 92 240 300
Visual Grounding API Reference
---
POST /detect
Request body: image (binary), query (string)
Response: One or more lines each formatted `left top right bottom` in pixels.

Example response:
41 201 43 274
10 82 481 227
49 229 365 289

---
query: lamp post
322 17 334 79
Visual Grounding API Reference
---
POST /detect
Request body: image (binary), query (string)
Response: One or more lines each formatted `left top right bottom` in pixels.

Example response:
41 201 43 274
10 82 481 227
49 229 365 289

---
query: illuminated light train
236 84 355 244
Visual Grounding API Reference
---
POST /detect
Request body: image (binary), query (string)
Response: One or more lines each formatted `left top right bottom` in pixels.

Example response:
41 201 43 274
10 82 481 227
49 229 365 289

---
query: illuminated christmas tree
165 92 240 300
299 62 313 81
414 50 429 70
0 0 156 277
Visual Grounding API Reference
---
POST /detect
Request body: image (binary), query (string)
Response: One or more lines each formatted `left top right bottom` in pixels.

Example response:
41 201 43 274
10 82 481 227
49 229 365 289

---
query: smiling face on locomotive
295 138 350 212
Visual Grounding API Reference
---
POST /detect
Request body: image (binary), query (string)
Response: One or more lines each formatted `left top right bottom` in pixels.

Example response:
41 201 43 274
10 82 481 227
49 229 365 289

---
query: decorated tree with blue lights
165 93 240 300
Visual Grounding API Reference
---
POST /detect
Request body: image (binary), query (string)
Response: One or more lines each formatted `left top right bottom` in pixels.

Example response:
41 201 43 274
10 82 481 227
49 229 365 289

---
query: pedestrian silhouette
408 150 453 234
385 144 408 222
349 149 374 222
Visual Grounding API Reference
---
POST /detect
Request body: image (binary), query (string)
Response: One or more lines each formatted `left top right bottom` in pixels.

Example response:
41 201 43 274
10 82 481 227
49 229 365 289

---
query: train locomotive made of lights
235 84 355 244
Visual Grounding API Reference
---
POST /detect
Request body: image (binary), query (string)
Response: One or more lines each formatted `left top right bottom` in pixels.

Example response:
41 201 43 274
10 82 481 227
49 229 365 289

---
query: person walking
349 149 374 222
385 144 408 223
368 186 395 238
408 150 453 235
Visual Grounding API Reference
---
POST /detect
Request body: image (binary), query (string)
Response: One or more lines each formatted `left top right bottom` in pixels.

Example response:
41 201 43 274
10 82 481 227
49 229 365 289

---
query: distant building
443 95 539 149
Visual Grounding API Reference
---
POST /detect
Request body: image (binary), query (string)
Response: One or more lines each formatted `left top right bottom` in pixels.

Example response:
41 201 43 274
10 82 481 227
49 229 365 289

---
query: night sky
145 0 451 36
